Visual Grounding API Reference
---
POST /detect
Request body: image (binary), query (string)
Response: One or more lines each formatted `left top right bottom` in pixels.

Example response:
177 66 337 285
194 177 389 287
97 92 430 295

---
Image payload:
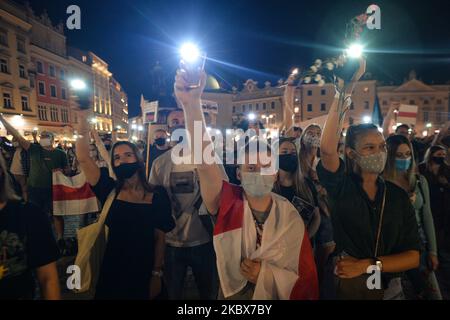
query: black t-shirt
317 159 420 259
0 201 59 299
91 167 175 299
278 185 295 202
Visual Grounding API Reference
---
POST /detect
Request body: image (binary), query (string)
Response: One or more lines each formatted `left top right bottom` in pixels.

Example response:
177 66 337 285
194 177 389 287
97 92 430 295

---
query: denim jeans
164 242 218 300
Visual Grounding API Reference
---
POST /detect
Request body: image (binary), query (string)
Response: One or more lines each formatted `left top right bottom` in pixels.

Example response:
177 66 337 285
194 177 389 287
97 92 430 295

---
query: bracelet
152 270 163 277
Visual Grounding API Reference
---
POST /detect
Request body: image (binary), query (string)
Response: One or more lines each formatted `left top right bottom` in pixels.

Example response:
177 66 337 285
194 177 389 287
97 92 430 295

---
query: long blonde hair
0 153 20 202
384 135 417 191
298 124 321 180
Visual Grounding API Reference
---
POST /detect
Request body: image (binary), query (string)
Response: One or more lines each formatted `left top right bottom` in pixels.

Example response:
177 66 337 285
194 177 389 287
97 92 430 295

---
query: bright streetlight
70 79 87 90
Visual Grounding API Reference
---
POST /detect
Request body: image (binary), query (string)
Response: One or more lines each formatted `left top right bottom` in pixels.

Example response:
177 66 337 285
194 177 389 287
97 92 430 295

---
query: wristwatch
152 270 163 277
373 258 383 272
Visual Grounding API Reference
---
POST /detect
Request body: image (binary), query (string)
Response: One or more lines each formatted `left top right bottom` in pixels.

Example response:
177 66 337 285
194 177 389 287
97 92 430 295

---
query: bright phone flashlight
346 44 364 58
180 43 200 63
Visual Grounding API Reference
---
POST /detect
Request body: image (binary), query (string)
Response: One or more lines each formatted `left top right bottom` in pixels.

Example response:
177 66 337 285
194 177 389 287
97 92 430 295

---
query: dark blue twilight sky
24 0 450 117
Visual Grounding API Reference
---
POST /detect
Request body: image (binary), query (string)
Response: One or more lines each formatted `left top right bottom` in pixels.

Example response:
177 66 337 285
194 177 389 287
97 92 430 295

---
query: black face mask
155 138 166 146
113 162 139 180
279 154 298 173
432 157 445 165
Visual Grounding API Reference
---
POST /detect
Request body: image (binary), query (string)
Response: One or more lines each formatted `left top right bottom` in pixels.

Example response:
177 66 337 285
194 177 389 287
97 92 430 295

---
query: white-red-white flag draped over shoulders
213 181 319 300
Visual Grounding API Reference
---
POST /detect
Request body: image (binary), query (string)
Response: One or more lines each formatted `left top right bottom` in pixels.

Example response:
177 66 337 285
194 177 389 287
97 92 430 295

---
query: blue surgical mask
240 172 274 198
395 157 412 172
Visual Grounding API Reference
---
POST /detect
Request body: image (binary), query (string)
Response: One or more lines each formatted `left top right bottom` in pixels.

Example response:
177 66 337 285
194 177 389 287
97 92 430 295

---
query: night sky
24 0 450 117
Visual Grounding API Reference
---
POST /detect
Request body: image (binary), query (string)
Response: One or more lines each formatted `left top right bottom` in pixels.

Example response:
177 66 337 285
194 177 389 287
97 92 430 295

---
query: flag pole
145 122 152 179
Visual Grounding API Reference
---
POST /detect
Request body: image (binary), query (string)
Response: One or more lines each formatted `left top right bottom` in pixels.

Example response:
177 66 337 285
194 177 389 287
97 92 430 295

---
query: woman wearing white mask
318 58 420 300
384 135 441 300
174 69 319 300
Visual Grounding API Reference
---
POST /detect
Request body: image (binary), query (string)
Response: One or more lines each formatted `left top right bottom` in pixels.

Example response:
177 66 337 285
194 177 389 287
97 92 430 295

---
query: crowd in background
0 59 449 300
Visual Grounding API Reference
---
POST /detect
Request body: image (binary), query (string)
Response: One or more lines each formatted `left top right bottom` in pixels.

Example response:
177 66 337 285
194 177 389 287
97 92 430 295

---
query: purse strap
96 190 116 226
374 187 386 258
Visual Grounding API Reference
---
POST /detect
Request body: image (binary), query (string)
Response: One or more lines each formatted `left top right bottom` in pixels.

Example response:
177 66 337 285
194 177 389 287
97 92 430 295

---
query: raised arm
174 70 225 215
0 114 31 150
75 110 101 186
91 127 115 178
382 105 397 139
320 58 366 173
431 124 450 147
282 74 296 132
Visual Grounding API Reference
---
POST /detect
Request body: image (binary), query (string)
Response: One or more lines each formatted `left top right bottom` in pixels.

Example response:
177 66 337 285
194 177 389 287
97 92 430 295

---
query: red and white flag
397 104 418 126
213 181 319 300
52 171 100 216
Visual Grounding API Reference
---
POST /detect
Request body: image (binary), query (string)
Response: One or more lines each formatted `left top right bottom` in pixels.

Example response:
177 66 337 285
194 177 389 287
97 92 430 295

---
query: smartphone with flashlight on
179 43 207 90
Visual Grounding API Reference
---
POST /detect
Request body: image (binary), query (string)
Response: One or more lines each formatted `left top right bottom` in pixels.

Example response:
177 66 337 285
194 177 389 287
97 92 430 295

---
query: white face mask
240 171 275 198
40 138 52 147
303 134 321 148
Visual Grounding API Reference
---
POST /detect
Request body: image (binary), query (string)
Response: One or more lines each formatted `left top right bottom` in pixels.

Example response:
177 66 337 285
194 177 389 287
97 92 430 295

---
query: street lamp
294 107 299 113
70 79 87 91
363 116 372 124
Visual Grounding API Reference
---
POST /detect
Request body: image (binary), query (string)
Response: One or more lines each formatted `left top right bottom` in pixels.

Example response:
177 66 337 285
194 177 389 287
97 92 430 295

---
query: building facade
29 10 72 139
378 71 450 134
0 1 36 137
110 77 128 139
0 0 130 142
203 73 449 136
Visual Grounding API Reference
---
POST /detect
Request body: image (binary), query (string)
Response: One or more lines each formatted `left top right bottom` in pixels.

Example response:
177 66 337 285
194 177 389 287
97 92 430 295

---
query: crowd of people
0 58 449 300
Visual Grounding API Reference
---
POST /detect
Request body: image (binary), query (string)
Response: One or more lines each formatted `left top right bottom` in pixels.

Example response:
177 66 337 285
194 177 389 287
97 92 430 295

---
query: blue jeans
164 242 218 300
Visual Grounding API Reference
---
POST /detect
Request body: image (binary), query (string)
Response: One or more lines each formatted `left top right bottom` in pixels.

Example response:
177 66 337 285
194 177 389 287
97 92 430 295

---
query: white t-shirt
149 150 212 247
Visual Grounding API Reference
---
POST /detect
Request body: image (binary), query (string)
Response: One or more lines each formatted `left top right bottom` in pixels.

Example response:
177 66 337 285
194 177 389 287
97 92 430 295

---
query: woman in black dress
76 111 175 300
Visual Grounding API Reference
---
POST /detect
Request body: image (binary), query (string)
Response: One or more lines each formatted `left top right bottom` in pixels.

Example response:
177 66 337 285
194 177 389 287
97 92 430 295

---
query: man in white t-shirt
150 124 228 300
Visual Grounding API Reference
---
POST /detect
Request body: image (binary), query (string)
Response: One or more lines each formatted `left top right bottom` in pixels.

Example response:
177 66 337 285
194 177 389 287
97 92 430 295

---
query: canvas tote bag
73 191 115 293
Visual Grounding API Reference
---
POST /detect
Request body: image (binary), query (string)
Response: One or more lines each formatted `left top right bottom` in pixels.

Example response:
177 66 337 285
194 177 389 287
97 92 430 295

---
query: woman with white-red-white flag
174 66 319 300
